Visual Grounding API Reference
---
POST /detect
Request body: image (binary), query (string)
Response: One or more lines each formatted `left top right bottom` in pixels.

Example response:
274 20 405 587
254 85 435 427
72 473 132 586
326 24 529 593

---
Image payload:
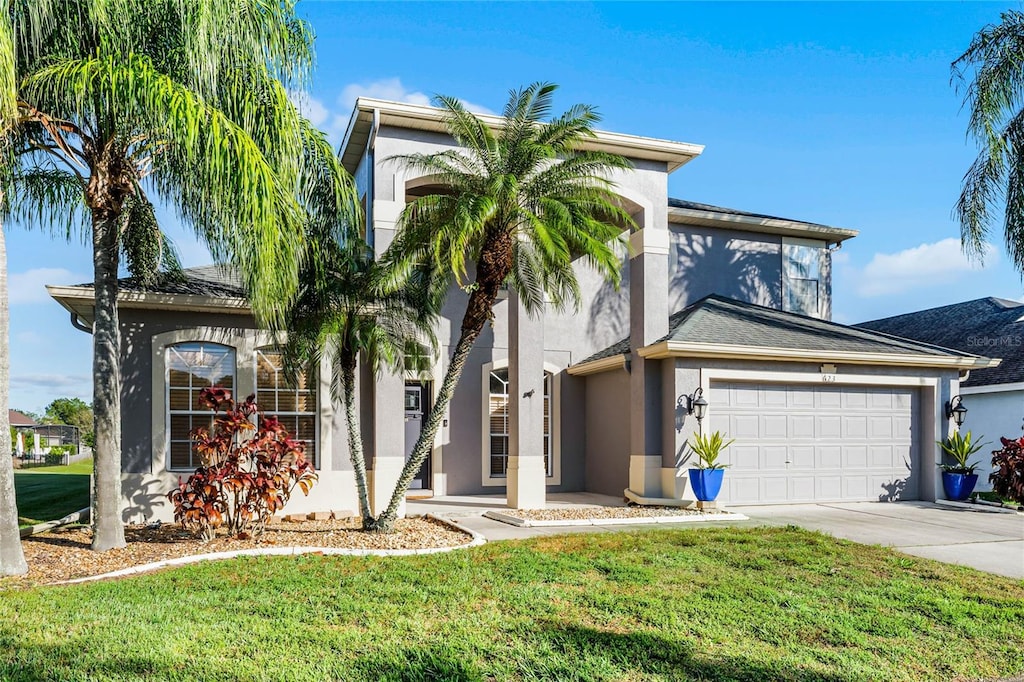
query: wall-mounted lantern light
946 395 968 428
677 387 709 425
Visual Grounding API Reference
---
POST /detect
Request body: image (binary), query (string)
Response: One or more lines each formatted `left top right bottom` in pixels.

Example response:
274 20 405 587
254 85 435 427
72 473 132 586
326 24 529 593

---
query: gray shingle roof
578 295 971 366
857 297 1024 387
668 198 835 231
77 265 245 299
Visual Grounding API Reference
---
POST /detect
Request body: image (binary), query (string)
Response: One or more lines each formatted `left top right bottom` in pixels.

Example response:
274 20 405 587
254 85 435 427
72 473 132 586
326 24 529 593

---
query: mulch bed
513 506 732 521
1 516 473 589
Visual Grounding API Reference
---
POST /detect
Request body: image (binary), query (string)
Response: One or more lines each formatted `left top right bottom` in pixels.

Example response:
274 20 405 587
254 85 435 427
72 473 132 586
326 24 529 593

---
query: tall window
256 349 317 465
783 242 822 317
167 342 235 470
488 368 553 477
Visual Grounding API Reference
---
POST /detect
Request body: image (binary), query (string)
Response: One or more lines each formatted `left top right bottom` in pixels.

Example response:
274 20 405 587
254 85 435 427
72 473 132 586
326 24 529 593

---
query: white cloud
10 373 91 394
9 268 85 305
855 238 997 297
339 77 432 111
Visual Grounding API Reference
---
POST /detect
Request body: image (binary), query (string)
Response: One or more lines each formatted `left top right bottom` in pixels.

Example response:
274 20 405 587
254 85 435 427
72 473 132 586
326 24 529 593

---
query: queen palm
9 0 313 550
283 148 439 530
954 10 1024 267
0 0 27 575
375 83 634 531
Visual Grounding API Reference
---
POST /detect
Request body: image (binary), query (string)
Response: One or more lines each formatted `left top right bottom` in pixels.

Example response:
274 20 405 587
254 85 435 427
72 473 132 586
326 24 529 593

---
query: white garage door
709 382 919 504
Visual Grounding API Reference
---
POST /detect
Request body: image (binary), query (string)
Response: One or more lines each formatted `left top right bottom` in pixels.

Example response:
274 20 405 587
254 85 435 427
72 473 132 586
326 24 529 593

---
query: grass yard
0 526 1021 681
14 459 91 527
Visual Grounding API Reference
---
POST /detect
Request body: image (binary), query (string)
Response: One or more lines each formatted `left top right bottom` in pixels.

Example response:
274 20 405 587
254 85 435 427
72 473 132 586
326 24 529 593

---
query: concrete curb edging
483 510 748 527
20 507 91 539
55 514 485 586
934 499 1024 516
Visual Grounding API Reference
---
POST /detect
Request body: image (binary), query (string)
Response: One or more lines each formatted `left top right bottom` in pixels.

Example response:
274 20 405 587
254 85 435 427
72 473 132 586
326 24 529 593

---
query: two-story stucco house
47 98 998 522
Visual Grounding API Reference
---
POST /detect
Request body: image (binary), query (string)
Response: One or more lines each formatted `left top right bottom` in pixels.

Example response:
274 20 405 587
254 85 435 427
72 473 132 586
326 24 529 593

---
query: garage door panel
711 382 920 504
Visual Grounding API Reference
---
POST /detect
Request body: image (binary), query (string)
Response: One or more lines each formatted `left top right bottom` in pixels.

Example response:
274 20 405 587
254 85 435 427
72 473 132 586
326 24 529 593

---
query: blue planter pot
689 468 725 502
942 472 979 501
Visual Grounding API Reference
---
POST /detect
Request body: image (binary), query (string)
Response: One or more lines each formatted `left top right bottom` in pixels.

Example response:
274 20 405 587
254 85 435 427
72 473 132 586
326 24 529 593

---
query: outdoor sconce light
946 395 968 428
678 387 709 424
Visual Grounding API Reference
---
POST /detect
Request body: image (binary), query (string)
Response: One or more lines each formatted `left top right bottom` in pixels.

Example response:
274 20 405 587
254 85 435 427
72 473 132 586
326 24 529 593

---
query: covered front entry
710 381 920 504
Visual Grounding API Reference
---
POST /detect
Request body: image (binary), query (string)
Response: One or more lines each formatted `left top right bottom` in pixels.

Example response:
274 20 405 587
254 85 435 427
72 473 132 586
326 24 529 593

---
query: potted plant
686 431 734 502
937 430 987 501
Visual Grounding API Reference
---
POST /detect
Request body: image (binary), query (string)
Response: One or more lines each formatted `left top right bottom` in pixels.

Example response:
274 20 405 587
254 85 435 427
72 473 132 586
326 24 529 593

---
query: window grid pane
167 342 236 470
488 369 553 478
256 349 318 466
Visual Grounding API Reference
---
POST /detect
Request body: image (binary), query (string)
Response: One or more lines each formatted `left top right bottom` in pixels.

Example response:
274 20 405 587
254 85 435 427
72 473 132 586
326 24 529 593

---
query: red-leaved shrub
991 437 1024 505
168 387 318 540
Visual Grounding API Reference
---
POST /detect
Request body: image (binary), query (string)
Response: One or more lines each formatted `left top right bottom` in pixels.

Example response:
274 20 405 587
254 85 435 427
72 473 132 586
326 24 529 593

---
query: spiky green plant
937 430 988 474
375 83 634 531
686 431 735 470
5 0 314 551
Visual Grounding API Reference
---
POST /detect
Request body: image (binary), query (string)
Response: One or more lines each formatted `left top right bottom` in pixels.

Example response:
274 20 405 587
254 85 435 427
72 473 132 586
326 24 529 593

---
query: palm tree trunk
0 206 28 576
340 356 373 529
90 205 126 551
373 307 486 532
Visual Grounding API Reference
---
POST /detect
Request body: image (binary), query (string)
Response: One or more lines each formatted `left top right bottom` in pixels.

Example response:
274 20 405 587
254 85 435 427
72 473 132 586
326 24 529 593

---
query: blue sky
5 1 1017 412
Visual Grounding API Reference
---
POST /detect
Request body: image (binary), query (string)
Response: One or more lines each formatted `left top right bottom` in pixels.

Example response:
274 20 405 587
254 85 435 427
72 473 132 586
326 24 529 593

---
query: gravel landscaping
1 516 474 588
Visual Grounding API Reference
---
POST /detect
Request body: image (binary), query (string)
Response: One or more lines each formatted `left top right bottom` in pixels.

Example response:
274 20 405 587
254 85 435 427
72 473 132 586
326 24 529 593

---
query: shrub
990 437 1024 505
168 387 318 541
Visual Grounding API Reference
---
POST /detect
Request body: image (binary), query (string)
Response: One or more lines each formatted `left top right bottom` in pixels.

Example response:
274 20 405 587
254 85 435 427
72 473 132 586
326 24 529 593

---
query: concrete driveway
739 502 1024 579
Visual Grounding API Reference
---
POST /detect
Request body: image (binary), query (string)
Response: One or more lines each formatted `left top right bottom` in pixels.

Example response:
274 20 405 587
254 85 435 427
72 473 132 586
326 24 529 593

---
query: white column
507 289 547 509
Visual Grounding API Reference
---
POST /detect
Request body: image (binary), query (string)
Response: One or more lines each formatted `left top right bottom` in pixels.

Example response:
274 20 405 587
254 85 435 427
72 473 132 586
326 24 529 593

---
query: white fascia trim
639 340 1000 370
667 206 859 243
349 97 705 171
960 382 1024 395
566 354 628 376
47 285 251 315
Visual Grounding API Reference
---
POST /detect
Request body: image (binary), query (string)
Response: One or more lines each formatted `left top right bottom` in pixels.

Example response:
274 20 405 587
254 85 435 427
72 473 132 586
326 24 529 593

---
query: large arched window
256 348 318 465
487 367 553 478
167 342 236 470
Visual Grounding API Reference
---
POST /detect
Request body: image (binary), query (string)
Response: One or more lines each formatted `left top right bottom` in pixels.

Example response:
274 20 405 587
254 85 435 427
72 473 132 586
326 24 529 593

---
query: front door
404 383 431 490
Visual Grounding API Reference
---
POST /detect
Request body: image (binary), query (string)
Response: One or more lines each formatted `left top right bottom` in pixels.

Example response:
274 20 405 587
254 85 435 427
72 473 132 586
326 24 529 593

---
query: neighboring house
9 410 38 456
47 98 997 521
859 297 1024 490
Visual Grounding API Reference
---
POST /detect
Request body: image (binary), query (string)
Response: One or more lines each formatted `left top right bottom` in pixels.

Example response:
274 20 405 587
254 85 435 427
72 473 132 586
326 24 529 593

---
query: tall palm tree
0 0 28 576
954 10 1024 267
375 83 634 531
8 0 313 550
283 146 439 530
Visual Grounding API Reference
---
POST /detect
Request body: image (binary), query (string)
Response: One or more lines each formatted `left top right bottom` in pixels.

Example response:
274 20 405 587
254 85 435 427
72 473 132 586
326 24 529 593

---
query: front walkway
411 496 1023 578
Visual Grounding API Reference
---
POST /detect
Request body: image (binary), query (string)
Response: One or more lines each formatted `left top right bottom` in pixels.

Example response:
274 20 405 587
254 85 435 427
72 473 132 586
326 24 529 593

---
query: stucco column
368 224 407 518
626 227 670 501
506 289 547 509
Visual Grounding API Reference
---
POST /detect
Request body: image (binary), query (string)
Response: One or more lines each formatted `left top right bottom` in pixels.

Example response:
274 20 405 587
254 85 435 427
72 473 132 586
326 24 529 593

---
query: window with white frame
167 342 236 470
783 241 823 317
488 368 553 477
256 349 317 465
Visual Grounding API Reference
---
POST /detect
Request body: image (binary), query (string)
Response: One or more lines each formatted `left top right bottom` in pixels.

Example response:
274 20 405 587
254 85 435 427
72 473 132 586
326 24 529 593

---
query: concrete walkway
411 496 1023 578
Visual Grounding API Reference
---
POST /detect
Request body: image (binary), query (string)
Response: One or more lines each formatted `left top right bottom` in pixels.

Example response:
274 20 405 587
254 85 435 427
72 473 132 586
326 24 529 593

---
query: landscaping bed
486 505 745 526
2 516 473 587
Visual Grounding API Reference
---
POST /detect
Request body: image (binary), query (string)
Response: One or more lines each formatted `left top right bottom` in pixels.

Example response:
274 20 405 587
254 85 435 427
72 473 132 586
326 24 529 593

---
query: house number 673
821 374 837 383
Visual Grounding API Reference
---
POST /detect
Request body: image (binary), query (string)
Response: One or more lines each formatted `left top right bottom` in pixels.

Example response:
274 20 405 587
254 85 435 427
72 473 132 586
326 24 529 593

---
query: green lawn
14 459 91 527
1 526 1021 681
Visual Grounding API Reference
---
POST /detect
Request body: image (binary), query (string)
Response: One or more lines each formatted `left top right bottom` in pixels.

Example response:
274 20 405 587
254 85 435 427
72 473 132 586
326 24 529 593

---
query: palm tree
283 146 439 530
0 0 28 576
8 0 313 550
954 10 1024 267
374 83 634 531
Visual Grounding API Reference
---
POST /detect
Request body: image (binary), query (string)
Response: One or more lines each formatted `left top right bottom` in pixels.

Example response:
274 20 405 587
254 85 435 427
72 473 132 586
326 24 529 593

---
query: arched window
167 342 236 470
256 349 318 465
488 368 553 477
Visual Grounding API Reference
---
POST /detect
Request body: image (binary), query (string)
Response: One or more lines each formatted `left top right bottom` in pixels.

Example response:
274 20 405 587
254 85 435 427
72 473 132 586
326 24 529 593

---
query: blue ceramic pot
941 472 979 501
689 468 725 502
